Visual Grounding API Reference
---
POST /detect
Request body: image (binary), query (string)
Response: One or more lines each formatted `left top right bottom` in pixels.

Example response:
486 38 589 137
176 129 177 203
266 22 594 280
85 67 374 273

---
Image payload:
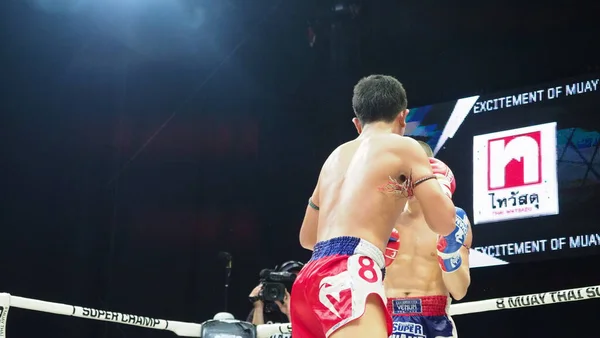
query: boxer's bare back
315 133 419 252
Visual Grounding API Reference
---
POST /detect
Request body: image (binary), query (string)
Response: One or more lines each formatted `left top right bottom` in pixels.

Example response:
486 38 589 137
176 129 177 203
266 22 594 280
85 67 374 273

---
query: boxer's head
415 139 433 157
351 75 408 136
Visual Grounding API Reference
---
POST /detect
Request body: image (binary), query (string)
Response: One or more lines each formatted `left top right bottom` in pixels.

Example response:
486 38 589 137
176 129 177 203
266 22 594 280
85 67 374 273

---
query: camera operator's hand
275 289 291 317
249 284 263 309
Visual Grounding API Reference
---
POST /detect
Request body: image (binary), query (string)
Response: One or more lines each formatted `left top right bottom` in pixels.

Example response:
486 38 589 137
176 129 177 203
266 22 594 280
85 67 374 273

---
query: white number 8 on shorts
347 255 384 286
346 255 386 318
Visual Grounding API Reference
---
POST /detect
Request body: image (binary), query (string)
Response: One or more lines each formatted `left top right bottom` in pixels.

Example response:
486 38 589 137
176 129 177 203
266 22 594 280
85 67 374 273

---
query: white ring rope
0 284 598 338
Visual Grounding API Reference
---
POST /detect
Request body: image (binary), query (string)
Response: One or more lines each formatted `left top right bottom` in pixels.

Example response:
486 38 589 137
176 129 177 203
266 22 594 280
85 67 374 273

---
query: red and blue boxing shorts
387 296 457 338
290 236 392 338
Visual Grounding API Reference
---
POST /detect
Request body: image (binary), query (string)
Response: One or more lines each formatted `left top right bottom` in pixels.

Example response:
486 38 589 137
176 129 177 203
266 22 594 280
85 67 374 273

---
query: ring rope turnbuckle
0 284 599 338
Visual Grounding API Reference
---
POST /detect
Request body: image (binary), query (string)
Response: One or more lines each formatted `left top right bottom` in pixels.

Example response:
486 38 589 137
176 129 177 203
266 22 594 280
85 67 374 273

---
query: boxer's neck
359 122 397 137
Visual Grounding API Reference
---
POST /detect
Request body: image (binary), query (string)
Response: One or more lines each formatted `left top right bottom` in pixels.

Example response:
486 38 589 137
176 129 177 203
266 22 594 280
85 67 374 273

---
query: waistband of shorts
311 236 385 269
387 295 449 317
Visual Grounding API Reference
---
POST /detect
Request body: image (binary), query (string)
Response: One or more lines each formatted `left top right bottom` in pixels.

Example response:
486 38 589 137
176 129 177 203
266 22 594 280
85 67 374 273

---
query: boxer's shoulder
374 136 430 178
366 135 427 160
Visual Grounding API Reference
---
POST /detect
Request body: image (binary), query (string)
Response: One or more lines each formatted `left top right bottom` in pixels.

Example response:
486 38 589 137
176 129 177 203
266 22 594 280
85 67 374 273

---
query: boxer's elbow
416 180 456 236
299 210 318 250
299 236 314 250
299 228 315 251
301 242 314 251
427 199 456 236
447 270 471 301
451 289 467 301
450 280 470 301
439 198 456 235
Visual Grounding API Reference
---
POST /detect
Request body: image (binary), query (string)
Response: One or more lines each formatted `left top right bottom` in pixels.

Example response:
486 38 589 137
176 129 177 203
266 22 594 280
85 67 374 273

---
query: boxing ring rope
0 284 599 338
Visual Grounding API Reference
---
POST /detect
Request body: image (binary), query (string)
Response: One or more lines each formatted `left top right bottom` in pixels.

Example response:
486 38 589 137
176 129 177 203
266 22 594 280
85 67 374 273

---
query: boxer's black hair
352 75 408 124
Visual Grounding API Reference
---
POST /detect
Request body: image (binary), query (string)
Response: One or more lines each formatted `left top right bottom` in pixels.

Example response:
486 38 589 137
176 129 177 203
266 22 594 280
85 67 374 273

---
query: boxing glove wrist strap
437 251 462 273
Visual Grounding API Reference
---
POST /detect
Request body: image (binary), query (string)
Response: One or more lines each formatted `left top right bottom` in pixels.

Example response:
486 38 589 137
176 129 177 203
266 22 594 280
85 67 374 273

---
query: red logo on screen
487 131 542 191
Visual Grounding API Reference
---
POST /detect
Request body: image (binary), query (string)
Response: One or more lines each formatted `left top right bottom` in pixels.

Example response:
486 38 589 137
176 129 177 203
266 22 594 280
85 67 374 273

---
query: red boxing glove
429 157 456 198
385 228 400 267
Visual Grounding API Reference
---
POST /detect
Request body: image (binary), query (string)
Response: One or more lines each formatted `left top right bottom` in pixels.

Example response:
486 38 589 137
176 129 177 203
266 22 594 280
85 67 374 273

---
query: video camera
258 269 297 302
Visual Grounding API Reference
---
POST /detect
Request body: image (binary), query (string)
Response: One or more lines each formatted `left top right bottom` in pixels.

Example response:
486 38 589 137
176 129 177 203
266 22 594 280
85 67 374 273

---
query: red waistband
387 295 448 317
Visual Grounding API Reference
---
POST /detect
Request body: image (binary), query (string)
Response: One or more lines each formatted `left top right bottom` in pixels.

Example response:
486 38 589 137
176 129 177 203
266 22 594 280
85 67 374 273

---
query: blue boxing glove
436 207 470 273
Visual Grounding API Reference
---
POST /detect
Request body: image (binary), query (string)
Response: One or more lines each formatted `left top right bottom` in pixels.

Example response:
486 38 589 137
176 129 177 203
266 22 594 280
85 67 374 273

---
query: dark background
1 0 599 337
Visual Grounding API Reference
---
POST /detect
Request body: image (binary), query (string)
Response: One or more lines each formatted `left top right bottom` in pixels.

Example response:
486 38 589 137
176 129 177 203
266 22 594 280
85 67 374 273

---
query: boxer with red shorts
291 75 457 338
291 237 389 337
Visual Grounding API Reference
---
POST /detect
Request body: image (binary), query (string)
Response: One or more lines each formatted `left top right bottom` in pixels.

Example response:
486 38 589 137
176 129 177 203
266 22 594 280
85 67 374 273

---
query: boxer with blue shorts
384 141 473 338
388 295 456 338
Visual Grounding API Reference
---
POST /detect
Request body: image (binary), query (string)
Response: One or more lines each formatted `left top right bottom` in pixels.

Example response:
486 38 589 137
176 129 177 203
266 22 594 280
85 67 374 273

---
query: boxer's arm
442 225 473 300
404 140 456 236
299 177 320 250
